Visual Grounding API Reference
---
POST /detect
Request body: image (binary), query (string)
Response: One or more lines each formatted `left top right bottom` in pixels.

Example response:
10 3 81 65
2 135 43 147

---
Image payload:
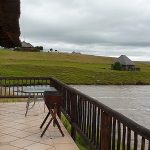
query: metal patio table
18 86 57 116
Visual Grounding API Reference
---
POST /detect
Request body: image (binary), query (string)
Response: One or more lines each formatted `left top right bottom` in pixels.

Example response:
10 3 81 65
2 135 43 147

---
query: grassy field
0 49 150 84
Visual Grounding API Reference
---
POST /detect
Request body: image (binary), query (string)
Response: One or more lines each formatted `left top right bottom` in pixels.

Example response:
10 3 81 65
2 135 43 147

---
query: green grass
61 115 89 150
0 49 150 84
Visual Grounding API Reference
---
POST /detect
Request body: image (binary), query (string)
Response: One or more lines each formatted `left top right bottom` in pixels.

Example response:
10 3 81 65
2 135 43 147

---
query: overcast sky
20 0 150 61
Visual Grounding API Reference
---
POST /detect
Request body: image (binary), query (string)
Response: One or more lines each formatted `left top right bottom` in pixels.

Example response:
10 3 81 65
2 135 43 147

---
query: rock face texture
0 0 21 48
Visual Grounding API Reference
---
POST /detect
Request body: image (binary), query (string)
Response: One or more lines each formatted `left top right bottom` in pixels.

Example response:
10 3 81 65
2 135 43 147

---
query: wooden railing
0 77 150 150
0 77 51 98
50 78 150 150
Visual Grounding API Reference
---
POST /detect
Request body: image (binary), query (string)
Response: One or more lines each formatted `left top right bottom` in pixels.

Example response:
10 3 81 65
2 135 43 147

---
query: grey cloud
20 0 150 60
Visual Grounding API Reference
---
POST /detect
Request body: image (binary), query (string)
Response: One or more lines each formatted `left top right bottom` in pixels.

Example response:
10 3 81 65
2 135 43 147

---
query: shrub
35 46 43 51
113 62 122 70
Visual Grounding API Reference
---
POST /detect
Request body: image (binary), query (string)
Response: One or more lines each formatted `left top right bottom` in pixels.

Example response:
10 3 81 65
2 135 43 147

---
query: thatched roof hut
115 55 135 66
112 55 135 71
0 0 21 48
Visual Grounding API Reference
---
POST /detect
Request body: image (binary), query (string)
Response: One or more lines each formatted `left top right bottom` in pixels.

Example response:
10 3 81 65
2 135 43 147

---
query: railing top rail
50 77 150 140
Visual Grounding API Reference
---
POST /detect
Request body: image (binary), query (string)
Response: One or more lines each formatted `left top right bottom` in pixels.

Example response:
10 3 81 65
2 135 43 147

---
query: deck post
100 111 112 150
71 93 77 141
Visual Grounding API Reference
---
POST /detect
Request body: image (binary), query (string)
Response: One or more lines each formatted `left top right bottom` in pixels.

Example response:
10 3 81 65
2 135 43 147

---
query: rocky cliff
0 0 21 48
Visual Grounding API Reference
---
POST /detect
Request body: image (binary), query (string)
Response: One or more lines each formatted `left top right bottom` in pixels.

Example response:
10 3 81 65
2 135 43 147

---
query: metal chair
40 91 64 137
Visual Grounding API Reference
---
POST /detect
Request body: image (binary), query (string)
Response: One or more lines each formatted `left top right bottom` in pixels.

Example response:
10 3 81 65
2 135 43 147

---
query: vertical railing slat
77 95 80 127
96 107 100 149
117 121 121 150
112 118 116 150
0 78 2 96
100 111 112 150
64 88 67 112
87 101 91 139
127 128 131 150
12 79 14 93
81 99 84 131
67 90 70 116
16 79 19 96
86 101 89 137
92 105 96 144
79 97 82 130
134 132 138 150
122 125 126 150
8 79 11 96
141 137 145 150
76 95 79 126
4 79 6 96
71 93 77 141
89 102 92 140
83 100 86 134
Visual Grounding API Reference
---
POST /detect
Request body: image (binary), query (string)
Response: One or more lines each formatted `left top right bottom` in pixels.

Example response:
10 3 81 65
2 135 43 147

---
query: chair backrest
44 91 62 110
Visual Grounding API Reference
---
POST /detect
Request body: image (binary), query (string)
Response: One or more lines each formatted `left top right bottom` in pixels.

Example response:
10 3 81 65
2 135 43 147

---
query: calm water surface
71 85 150 129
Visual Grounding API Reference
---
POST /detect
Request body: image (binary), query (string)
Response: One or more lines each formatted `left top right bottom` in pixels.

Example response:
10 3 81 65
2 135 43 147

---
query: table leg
25 94 36 117
43 94 45 113
25 93 46 117
25 100 29 117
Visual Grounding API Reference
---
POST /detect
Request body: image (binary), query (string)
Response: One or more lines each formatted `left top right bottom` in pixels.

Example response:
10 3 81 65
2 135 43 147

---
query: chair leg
41 104 64 137
41 117 53 137
54 118 64 137
40 111 50 129
50 106 64 137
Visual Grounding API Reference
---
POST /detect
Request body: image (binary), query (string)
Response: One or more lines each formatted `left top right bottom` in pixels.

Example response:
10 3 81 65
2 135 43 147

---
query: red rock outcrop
0 0 21 48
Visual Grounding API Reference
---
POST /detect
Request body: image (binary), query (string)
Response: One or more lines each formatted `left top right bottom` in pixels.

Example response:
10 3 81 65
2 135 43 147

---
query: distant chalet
0 0 21 48
112 55 140 71
21 41 34 49
20 41 36 52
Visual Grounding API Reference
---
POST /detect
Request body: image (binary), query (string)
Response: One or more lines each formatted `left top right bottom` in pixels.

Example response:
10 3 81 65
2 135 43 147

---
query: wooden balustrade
50 77 150 150
0 76 150 150
0 77 51 98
